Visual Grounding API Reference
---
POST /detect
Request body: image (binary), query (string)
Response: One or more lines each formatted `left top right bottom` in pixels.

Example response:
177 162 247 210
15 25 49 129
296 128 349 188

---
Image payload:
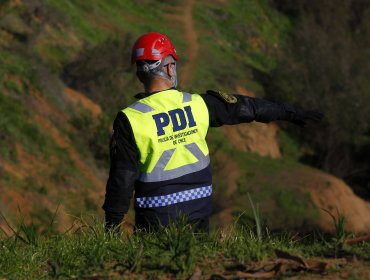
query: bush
61 35 141 114
265 0 370 185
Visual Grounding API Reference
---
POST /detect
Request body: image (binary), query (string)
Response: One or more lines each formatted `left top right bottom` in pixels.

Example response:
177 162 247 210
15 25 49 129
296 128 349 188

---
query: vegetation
207 128 320 231
0 217 369 279
1 0 370 278
266 0 370 193
0 0 308 231
193 0 290 93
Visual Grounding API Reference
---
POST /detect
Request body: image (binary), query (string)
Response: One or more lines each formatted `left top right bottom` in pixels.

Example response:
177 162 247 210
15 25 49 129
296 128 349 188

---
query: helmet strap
137 58 178 88
136 60 162 72
151 61 178 89
170 62 178 88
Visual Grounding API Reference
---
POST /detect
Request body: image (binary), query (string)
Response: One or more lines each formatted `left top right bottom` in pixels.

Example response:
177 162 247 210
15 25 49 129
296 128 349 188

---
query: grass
278 128 303 160
43 0 186 47
1 5 368 279
192 0 290 94
0 93 49 160
0 216 369 279
0 50 62 160
0 51 35 83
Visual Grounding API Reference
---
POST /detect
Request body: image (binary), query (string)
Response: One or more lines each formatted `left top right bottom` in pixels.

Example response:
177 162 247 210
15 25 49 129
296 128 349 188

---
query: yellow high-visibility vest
123 89 210 183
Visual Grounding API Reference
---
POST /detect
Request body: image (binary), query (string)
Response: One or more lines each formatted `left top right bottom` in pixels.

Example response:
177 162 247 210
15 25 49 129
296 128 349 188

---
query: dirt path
180 0 199 86
166 0 199 87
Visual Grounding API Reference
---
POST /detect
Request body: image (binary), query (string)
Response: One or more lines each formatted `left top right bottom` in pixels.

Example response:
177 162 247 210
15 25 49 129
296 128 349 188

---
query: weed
1 214 369 279
320 208 349 256
151 216 196 273
247 193 262 242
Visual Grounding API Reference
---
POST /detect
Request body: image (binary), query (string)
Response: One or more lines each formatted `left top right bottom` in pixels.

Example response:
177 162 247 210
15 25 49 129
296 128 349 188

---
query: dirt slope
212 86 370 233
0 85 105 232
222 124 281 158
64 87 102 118
290 167 370 233
222 86 281 158
212 163 370 233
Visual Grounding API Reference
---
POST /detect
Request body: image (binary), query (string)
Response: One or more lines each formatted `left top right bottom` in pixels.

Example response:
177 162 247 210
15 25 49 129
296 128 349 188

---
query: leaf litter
207 249 347 279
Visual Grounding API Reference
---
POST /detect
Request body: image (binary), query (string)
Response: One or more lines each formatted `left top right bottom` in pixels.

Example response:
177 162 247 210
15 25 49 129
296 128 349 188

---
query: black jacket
102 90 322 229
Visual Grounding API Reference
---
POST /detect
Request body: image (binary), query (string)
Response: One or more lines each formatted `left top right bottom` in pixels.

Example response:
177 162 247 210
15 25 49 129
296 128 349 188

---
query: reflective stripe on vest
129 102 155 113
139 143 210 182
136 185 212 208
123 90 210 183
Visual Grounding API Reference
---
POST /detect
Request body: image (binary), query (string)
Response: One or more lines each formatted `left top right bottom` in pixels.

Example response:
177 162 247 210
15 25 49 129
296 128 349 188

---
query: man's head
131 32 178 91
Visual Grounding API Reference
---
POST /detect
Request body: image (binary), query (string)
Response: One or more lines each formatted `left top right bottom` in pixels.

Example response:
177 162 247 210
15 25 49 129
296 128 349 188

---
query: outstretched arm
102 112 138 230
201 90 323 127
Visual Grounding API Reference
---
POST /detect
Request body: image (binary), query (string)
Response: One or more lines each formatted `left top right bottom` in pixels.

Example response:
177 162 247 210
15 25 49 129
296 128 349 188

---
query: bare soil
221 86 281 158
165 0 199 86
284 167 370 234
64 87 102 118
0 84 105 233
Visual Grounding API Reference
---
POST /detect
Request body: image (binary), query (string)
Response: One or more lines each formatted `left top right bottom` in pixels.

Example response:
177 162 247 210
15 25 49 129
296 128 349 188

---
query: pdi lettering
152 106 197 136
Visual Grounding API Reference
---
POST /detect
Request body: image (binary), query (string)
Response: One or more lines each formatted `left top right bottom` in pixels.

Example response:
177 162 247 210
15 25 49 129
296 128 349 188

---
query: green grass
0 216 369 279
0 93 47 159
43 0 186 46
278 129 302 160
192 0 290 93
1 1 362 268
0 51 35 83
0 51 52 158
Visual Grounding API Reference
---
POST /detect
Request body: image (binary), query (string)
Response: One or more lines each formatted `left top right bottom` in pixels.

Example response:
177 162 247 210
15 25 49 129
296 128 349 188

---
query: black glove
283 103 324 126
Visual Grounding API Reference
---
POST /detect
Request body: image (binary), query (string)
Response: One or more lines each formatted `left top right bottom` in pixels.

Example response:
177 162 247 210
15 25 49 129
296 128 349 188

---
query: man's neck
144 79 173 93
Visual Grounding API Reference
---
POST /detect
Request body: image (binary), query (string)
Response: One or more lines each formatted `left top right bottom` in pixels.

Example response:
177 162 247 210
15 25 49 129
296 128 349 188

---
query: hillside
1 0 370 236
1 0 370 278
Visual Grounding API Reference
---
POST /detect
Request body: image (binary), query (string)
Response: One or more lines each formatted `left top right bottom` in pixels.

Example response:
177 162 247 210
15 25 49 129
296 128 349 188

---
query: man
102 32 323 233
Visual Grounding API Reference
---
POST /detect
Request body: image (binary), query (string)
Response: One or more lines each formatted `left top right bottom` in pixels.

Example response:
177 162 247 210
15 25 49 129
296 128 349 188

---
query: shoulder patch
206 90 237 104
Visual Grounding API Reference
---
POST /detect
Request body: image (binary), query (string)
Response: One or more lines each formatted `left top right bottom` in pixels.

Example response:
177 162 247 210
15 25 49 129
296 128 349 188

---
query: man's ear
167 63 176 77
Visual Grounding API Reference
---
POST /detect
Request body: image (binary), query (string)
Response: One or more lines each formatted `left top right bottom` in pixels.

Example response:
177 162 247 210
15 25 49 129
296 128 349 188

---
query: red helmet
131 32 178 64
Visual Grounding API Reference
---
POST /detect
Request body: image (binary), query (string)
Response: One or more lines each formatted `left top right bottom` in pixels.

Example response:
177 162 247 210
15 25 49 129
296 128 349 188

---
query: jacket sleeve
200 91 323 127
102 111 138 228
